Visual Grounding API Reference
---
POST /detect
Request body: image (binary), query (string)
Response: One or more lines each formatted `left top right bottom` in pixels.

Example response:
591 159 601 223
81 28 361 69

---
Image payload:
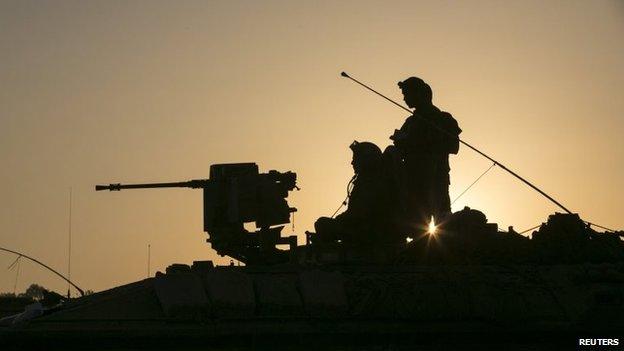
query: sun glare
428 216 437 235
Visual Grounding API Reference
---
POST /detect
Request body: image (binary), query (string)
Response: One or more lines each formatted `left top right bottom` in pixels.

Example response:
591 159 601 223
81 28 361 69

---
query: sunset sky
1 0 622 294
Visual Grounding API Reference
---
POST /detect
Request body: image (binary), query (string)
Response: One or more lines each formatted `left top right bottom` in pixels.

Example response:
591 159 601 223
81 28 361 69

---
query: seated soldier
314 141 404 246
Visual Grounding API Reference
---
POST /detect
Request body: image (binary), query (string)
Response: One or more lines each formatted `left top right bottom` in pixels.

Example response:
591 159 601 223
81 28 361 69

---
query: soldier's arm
440 112 461 154
391 115 430 150
390 116 413 142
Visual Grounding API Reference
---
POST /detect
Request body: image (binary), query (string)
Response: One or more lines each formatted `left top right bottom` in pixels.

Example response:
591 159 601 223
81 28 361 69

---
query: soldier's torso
395 105 460 166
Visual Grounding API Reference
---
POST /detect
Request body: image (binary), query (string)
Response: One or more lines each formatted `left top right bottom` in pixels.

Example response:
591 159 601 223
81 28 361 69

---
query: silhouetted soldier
314 141 403 245
391 77 461 229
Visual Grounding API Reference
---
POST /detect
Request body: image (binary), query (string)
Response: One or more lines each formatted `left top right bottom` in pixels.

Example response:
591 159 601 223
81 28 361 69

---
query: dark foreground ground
2 319 622 351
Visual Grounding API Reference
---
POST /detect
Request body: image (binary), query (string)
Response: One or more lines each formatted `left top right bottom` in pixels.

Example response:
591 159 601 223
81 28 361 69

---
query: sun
427 216 437 235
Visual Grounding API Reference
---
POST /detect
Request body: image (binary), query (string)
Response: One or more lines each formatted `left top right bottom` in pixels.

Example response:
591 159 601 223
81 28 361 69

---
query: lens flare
428 216 437 235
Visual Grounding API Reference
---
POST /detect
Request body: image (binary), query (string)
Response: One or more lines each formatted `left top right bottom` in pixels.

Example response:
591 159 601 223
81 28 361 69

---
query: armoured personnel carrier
2 162 623 350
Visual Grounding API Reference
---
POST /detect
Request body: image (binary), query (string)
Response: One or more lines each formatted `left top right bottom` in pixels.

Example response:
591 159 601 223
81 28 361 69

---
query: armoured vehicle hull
3 261 623 350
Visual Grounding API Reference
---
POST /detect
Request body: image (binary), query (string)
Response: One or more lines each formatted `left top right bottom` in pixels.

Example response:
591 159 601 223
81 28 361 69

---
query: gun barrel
95 180 209 191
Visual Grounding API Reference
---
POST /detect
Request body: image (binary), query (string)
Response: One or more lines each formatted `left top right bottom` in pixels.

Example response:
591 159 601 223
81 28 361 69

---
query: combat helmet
350 141 383 173
398 76 432 105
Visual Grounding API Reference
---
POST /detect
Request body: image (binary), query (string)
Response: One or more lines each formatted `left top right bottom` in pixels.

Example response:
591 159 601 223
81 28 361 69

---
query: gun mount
96 163 299 265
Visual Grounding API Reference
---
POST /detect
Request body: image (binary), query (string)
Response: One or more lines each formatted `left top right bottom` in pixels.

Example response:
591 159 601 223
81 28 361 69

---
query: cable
331 175 357 218
520 224 542 235
519 221 620 237
0 246 85 296
451 162 497 205
584 221 616 233
7 255 22 295
7 255 21 270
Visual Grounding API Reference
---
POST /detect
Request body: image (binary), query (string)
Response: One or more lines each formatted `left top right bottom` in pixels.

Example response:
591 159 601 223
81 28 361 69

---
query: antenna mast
67 187 72 298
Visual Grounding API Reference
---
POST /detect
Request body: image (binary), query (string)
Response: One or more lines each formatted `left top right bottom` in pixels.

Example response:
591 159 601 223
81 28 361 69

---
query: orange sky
1 0 623 294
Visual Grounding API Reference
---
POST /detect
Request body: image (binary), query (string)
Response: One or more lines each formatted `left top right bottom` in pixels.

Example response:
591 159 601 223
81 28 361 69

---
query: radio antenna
340 71 573 214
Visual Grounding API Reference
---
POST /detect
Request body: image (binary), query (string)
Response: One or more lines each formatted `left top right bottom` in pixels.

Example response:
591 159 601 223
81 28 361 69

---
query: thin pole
12 257 21 295
341 71 573 214
0 246 84 296
147 244 151 278
67 187 72 298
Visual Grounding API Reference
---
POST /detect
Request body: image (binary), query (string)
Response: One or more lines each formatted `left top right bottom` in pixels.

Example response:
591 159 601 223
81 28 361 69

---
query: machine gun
96 163 299 265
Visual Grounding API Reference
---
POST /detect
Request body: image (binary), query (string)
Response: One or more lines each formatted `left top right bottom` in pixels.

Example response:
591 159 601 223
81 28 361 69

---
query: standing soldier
390 76 461 231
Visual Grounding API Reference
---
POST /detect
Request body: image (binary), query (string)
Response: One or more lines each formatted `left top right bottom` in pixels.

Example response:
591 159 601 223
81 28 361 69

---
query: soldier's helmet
350 141 383 174
398 76 432 103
